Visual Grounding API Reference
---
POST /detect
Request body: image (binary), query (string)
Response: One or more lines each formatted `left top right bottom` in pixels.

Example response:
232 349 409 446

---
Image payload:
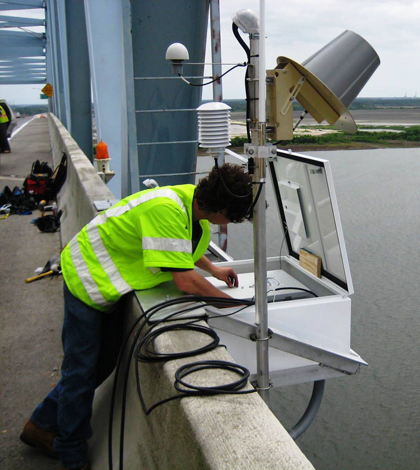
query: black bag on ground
23 174 48 201
35 210 62 233
0 185 12 206
47 152 67 199
31 160 53 177
47 153 68 199
24 154 67 202
1 185 36 214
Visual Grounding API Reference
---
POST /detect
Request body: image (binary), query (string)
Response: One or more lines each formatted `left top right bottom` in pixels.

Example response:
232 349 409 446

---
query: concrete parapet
90 295 315 470
47 113 114 245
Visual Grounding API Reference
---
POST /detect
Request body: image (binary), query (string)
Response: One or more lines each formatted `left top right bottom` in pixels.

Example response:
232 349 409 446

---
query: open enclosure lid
269 150 353 294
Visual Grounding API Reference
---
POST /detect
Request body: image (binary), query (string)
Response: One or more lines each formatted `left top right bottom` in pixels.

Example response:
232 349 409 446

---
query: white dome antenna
165 43 189 74
232 9 259 34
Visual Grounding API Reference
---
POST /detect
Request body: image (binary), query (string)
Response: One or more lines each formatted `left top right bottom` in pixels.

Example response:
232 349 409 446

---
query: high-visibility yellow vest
61 184 211 311
0 106 9 124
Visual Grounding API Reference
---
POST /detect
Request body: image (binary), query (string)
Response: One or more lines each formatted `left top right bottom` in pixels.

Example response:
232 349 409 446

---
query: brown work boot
20 419 59 459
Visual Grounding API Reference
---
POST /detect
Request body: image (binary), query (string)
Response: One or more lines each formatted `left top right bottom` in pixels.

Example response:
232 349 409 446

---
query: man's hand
211 266 238 288
194 255 239 288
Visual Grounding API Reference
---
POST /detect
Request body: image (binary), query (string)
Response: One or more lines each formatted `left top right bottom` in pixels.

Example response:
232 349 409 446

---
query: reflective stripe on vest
69 188 189 307
142 237 192 253
70 234 113 308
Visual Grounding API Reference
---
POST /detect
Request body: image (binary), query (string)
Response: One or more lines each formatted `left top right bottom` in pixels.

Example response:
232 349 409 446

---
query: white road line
10 117 36 140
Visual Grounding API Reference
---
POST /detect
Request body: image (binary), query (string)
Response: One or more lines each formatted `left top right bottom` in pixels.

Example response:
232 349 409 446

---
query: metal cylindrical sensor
302 30 380 107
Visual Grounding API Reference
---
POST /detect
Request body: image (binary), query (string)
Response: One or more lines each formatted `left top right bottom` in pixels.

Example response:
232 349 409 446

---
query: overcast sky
202 0 420 100
1 0 419 104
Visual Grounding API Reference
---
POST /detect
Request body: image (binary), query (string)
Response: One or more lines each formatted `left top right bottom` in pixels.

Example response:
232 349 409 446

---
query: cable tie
250 330 273 342
256 384 273 391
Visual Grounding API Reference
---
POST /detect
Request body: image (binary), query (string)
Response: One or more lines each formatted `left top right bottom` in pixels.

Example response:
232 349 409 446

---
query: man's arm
194 255 238 288
171 269 234 299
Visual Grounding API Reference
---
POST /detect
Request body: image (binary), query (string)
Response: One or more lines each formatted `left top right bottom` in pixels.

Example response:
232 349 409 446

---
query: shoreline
227 108 419 153
199 140 420 156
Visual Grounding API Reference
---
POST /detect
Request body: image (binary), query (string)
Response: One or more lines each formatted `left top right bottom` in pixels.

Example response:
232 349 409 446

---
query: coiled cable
109 295 255 470
175 360 254 395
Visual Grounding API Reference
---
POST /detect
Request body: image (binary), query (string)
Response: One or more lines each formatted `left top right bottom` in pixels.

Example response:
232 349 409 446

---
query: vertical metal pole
122 0 140 196
65 0 92 161
209 0 228 251
253 0 270 403
56 1 71 131
46 0 65 125
44 3 54 114
210 0 223 104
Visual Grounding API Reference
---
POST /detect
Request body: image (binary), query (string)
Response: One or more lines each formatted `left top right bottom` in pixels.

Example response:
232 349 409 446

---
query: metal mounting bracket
281 76 306 115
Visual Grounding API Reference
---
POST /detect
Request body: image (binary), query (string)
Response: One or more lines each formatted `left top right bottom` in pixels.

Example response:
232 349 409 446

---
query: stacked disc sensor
197 102 231 150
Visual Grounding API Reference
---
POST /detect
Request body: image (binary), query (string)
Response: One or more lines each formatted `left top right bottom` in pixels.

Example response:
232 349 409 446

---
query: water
215 148 420 469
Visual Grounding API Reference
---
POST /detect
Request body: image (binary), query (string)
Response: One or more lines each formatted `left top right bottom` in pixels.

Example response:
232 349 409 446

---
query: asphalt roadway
0 117 64 469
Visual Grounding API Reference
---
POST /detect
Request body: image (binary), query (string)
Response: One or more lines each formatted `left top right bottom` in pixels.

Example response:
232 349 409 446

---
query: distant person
0 104 11 153
19 164 253 470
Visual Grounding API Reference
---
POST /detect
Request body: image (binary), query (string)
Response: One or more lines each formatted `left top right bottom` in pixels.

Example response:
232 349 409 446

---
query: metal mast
243 1 271 403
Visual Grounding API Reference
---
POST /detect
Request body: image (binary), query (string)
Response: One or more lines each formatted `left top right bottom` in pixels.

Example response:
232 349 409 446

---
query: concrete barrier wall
47 112 314 470
48 113 114 245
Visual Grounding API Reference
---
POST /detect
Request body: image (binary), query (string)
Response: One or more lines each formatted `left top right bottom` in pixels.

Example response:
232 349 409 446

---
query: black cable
178 62 247 87
272 110 309 146
109 295 255 470
288 380 325 440
175 360 255 395
245 66 251 142
274 287 318 298
108 308 147 470
245 55 259 143
213 157 264 219
135 301 254 417
232 23 250 62
119 314 146 470
136 323 220 362
118 301 209 469
137 359 256 416
232 22 252 143
294 110 309 131
213 157 253 198
246 180 263 217
109 298 209 469
134 296 226 416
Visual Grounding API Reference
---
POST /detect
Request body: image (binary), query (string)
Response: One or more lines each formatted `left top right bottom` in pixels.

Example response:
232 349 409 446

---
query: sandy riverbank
226 108 420 152
232 108 420 127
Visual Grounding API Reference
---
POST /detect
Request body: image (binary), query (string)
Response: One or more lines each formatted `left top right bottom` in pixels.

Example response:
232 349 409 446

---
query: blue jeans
31 282 123 468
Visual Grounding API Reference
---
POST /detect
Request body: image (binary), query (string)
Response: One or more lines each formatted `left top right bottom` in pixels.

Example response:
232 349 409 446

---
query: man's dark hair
195 163 253 223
